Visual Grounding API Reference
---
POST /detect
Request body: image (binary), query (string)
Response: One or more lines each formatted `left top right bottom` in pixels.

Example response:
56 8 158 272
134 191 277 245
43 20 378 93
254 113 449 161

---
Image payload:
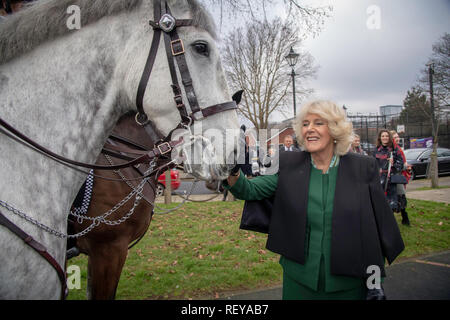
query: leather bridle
135 0 237 141
0 0 238 299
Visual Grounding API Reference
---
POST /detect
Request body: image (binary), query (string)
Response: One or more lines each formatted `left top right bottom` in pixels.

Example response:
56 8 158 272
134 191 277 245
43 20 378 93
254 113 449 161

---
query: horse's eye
192 42 209 57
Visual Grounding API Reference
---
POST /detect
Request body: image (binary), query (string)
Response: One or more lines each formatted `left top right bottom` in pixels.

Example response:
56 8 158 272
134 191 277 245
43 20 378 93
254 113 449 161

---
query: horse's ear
232 90 244 105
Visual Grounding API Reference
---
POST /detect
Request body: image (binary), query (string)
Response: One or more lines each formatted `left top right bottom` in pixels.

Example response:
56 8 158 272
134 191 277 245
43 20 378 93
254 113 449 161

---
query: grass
67 199 449 300
67 201 281 300
395 199 450 259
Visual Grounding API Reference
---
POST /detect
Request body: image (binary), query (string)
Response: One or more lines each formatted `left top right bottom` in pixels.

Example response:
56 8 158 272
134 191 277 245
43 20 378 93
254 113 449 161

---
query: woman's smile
302 113 333 155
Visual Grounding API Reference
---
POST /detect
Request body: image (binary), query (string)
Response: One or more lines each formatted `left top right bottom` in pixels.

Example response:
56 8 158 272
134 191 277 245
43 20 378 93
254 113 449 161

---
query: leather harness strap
0 117 183 170
0 209 67 299
135 0 162 125
139 0 238 133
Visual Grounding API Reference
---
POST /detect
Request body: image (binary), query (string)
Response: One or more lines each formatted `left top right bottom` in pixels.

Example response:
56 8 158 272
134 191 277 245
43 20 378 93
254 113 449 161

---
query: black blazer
279 145 301 152
265 151 404 278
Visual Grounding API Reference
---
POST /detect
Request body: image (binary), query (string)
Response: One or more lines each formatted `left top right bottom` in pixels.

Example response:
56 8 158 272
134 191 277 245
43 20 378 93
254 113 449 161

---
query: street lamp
427 62 438 187
285 47 299 117
427 63 436 138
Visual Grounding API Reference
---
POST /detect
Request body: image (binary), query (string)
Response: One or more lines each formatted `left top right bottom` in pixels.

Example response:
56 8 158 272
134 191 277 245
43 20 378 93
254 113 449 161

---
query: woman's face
392 133 399 144
380 132 390 146
301 113 333 156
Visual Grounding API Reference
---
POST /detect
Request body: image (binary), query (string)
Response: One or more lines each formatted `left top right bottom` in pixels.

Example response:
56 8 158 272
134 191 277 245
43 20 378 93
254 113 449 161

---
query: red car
157 169 180 196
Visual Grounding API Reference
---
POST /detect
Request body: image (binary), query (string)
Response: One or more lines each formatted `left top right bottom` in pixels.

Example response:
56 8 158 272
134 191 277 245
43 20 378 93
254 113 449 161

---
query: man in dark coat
280 135 300 152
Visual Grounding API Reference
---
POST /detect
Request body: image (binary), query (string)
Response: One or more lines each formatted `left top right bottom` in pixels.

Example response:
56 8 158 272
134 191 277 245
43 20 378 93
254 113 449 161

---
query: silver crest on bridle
159 13 176 32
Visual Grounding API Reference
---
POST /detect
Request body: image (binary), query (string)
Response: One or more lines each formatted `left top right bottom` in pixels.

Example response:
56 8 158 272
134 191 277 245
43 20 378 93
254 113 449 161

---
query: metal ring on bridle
135 112 150 126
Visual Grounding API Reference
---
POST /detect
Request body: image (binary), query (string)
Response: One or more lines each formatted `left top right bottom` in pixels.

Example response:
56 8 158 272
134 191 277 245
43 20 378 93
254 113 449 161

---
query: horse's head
120 0 240 181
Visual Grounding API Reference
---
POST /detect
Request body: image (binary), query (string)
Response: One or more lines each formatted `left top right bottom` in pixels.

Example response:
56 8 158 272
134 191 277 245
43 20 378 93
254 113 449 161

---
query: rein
0 208 67 299
0 117 183 171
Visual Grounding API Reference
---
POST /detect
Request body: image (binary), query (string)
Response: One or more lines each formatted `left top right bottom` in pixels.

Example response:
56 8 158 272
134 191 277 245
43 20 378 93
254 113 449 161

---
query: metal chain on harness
0 160 157 239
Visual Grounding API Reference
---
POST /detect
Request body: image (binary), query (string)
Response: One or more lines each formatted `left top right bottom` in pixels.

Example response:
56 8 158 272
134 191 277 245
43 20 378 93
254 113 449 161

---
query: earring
334 139 337 144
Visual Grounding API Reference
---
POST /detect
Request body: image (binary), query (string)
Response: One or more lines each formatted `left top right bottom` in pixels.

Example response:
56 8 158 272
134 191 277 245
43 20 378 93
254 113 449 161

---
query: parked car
360 142 377 156
403 147 450 180
157 169 180 196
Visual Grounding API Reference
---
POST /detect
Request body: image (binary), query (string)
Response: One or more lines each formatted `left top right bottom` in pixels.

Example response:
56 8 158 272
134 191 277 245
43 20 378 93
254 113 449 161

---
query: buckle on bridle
174 94 184 108
171 39 185 56
157 142 172 155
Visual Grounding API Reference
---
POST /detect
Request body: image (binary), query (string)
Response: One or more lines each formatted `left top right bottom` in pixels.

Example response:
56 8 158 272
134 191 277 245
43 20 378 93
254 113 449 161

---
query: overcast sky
211 0 450 122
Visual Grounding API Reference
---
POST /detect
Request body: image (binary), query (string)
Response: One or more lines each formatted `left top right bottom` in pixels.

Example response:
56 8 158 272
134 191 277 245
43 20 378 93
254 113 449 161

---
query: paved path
406 175 450 191
406 176 450 203
407 188 450 203
221 251 450 300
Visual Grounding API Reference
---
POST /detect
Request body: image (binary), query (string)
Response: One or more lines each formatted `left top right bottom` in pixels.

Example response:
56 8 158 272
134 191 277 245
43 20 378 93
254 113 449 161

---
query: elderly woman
224 101 404 300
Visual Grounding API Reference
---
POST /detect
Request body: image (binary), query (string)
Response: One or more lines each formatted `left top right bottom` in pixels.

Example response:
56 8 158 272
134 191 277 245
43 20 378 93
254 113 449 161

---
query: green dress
225 156 367 300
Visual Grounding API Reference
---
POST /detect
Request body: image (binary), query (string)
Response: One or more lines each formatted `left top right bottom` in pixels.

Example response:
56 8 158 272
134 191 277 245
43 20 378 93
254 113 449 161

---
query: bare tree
222 17 317 129
416 33 450 188
418 33 450 119
202 0 332 37
427 33 450 110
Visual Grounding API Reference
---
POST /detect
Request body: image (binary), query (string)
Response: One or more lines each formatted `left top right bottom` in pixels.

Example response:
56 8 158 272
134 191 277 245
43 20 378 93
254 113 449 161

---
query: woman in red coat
390 130 411 226
374 129 404 213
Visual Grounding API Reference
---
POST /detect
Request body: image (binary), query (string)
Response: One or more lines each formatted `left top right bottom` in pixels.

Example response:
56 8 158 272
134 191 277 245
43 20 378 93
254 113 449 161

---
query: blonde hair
293 100 353 156
389 130 398 138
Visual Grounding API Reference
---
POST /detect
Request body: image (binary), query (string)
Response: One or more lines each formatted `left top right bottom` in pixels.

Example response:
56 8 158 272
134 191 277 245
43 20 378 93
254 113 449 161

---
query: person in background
390 130 411 226
280 135 300 152
350 134 367 155
224 100 404 300
0 0 30 16
374 129 404 213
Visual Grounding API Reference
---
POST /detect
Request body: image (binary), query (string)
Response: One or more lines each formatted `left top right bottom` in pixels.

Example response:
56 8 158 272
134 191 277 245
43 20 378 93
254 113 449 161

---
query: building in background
380 105 402 121
265 118 297 148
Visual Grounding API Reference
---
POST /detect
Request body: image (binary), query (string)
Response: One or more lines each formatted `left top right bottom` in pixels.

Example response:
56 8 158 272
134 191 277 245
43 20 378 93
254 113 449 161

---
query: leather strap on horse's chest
0 209 67 299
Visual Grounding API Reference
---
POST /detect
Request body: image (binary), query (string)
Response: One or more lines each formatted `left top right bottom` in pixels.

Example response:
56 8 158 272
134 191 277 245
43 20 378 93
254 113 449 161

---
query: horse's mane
0 0 216 64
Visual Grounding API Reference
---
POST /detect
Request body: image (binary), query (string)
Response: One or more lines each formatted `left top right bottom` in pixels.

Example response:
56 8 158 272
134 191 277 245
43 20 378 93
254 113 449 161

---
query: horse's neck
0 16 134 258
6 26 132 153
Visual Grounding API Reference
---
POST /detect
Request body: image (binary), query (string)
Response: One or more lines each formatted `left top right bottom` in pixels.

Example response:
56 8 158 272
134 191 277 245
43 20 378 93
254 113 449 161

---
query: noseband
135 0 237 135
